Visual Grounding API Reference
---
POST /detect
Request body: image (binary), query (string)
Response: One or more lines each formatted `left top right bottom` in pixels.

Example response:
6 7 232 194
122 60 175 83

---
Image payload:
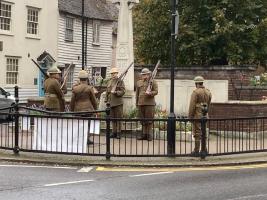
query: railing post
200 104 208 159
167 113 176 156
13 86 19 154
105 103 111 160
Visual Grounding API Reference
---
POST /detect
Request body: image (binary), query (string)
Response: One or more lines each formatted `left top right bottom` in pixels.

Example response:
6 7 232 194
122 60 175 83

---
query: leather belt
45 93 57 98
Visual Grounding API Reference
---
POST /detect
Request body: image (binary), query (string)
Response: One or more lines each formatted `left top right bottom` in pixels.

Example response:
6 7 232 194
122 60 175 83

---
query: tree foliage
133 0 267 66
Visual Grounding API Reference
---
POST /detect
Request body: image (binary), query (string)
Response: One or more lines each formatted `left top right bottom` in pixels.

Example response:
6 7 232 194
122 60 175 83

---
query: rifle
111 62 134 93
61 63 74 89
31 59 49 79
145 60 160 94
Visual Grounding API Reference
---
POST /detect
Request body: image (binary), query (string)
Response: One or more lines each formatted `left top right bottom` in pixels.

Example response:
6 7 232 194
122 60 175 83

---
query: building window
27 7 39 35
93 21 100 44
62 64 75 89
92 67 106 85
65 17 74 41
66 64 75 89
6 57 19 85
0 2 12 31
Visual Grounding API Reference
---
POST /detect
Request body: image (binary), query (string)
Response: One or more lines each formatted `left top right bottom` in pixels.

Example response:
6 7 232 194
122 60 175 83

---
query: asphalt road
0 162 267 200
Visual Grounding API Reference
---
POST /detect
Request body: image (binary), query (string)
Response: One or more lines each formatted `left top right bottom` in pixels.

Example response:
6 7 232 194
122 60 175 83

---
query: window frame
6 56 19 85
65 16 74 42
92 20 100 45
64 64 75 89
26 6 40 36
0 1 12 33
91 66 106 85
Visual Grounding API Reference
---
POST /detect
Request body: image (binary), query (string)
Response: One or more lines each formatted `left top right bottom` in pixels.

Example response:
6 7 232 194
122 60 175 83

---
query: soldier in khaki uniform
188 76 212 156
70 70 98 145
70 70 98 112
44 64 65 112
105 67 125 139
136 68 158 141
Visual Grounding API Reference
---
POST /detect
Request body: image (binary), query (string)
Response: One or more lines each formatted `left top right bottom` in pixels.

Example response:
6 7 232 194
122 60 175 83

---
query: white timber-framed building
0 0 117 102
58 0 117 91
0 0 58 102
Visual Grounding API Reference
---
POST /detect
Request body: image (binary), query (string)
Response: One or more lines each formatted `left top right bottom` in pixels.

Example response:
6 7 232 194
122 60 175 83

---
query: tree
133 0 170 64
133 0 267 66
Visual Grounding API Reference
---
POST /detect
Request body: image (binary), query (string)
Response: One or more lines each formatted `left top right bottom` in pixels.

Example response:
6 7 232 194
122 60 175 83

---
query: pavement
1 149 267 168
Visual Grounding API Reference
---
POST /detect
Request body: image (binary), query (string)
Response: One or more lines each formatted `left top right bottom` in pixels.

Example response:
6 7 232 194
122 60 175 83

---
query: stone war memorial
112 0 139 110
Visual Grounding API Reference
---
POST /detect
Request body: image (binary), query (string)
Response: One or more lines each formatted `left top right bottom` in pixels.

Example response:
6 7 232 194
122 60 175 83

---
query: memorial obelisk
113 0 139 110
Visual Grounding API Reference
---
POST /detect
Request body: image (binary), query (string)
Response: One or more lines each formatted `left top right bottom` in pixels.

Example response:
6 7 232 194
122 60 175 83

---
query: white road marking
129 171 174 177
0 164 77 170
77 167 94 173
44 179 94 187
226 194 267 200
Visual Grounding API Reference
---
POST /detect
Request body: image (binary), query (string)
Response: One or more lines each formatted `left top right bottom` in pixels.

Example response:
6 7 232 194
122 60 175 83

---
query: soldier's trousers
138 105 155 136
192 120 203 152
110 105 123 134
192 121 201 140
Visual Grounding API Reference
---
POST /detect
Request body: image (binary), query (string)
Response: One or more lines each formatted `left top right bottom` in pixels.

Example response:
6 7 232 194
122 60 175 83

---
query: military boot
137 134 147 140
110 132 117 138
147 134 153 141
116 132 121 139
191 140 200 157
87 139 94 145
138 126 147 140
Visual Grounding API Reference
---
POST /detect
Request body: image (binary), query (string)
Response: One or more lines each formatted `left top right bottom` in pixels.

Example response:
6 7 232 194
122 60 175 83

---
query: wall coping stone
236 86 267 90
212 100 267 105
135 65 256 71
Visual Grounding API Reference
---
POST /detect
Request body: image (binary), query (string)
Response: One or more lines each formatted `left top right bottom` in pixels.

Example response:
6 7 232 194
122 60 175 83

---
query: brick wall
208 102 267 132
209 102 267 118
233 86 267 101
134 65 267 100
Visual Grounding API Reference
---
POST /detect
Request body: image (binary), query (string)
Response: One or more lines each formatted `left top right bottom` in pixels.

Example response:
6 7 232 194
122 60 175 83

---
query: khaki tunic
136 79 158 106
44 77 65 112
105 78 125 108
136 79 158 131
70 83 98 112
61 82 68 94
188 86 212 137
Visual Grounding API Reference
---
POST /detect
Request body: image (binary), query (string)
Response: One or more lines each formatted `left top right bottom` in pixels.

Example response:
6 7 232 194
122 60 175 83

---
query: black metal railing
206 117 267 155
1 86 267 159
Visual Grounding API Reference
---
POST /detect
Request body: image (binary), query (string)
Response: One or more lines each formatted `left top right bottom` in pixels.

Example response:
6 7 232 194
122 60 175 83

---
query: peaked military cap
78 70 88 79
194 76 205 83
110 67 119 74
47 63 61 74
140 68 151 75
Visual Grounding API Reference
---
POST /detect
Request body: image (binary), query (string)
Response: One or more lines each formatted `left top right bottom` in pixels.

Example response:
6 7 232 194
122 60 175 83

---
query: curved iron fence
0 86 267 159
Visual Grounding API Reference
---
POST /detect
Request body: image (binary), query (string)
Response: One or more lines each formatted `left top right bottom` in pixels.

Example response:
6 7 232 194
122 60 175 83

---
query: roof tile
58 0 117 21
